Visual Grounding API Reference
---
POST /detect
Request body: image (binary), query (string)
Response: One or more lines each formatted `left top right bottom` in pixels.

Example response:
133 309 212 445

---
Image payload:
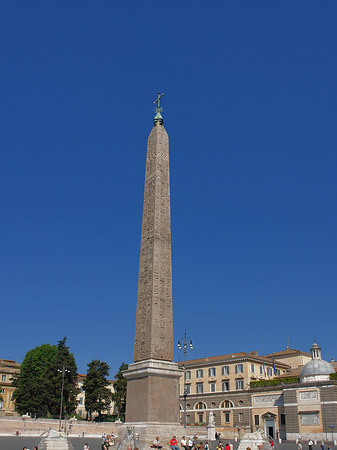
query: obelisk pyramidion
124 95 182 426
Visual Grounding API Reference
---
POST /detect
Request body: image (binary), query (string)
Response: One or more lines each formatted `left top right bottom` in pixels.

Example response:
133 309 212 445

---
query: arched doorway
261 412 277 439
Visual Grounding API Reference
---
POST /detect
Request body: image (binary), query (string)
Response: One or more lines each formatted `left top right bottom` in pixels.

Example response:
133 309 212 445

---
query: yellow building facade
0 359 20 416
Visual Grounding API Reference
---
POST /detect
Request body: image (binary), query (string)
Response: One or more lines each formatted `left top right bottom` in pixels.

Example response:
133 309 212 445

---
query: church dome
300 341 334 382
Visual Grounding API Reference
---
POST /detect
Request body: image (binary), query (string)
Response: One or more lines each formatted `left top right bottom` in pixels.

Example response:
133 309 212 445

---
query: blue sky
1 1 336 377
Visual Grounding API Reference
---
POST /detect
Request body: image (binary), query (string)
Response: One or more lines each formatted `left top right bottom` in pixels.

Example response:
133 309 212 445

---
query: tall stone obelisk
124 95 182 429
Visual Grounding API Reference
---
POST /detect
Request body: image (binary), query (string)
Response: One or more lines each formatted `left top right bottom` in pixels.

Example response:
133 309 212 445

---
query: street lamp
177 331 193 429
57 366 70 431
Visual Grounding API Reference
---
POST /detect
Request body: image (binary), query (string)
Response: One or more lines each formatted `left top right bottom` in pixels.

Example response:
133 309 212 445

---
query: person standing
298 441 303 450
83 444 89 450
308 439 314 450
321 440 325 450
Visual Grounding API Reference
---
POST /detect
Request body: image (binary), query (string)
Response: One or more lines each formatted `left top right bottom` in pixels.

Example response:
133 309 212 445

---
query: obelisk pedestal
122 98 184 448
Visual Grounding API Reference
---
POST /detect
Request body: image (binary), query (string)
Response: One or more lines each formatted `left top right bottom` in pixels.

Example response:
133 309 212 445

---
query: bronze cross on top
154 92 164 113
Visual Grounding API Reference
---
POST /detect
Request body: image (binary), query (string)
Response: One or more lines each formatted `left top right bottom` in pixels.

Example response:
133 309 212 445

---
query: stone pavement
0 437 335 450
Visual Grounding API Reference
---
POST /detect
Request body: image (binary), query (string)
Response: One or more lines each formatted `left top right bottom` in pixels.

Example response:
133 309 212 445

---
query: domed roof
300 359 334 377
300 340 334 381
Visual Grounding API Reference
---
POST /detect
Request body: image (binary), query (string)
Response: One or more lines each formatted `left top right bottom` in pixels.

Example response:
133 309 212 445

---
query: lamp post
58 366 70 431
177 331 193 429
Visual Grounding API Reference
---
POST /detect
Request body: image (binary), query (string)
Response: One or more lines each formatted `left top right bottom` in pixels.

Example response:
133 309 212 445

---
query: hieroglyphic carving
134 123 173 362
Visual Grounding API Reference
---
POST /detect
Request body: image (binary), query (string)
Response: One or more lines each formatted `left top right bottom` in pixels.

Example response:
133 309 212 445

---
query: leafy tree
44 337 79 417
83 359 113 421
112 362 128 419
13 338 79 418
12 343 58 416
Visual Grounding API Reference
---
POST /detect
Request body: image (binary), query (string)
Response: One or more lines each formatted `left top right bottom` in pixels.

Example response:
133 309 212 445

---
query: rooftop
178 351 290 368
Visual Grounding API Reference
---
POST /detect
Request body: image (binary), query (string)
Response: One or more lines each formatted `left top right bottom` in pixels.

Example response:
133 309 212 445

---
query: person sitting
153 437 162 449
170 436 179 450
181 436 188 450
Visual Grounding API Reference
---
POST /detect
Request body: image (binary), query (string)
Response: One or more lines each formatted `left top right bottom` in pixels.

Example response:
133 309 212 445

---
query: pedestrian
34 447 38 450
170 435 179 450
298 442 303 450
83 444 89 450
181 436 188 450
225 443 230 450
154 436 163 449
188 437 194 450
205 442 209 450
270 439 274 450
217 442 224 450
215 432 219 441
308 439 314 450
321 440 325 450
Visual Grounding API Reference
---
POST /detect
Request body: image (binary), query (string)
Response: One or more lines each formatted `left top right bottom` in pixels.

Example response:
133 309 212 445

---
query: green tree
12 343 58 417
44 337 79 417
83 359 113 421
112 362 128 419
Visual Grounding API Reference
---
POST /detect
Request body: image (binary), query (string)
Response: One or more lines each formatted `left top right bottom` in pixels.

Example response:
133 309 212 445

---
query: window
301 412 319 425
198 413 204 423
276 369 281 376
210 382 216 392
222 366 230 376
185 385 191 395
254 415 260 426
222 381 230 392
222 400 233 408
0 400 3 410
196 369 203 378
267 367 273 376
186 415 191 425
185 371 191 380
251 364 255 373
235 364 243 374
239 413 244 422
79 398 83 405
195 402 206 409
209 367 216 377
196 383 203 394
236 379 244 390
260 366 263 375
224 412 230 423
280 414 286 425
0 389 4 394
1 375 6 382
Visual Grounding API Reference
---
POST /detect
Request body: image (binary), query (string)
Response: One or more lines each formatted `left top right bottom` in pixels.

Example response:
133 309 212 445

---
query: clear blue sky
1 1 336 377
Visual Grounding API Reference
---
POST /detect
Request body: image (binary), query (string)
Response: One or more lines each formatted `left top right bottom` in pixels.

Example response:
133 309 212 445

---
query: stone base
124 359 183 423
237 439 273 450
114 422 186 450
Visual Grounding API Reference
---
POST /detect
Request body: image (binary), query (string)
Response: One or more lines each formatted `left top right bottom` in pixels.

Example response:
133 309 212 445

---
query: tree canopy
83 359 112 421
112 362 128 419
12 343 57 416
13 338 79 418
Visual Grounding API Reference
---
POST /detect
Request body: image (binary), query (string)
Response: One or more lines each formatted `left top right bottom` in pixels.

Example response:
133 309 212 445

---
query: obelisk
124 95 182 428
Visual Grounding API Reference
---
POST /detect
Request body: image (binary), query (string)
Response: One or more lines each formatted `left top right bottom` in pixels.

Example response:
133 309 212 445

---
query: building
178 350 290 427
178 342 337 440
0 359 20 416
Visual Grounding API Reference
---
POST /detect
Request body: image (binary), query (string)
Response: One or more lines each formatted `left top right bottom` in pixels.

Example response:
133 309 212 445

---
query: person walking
308 439 314 450
321 440 325 450
298 441 303 450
